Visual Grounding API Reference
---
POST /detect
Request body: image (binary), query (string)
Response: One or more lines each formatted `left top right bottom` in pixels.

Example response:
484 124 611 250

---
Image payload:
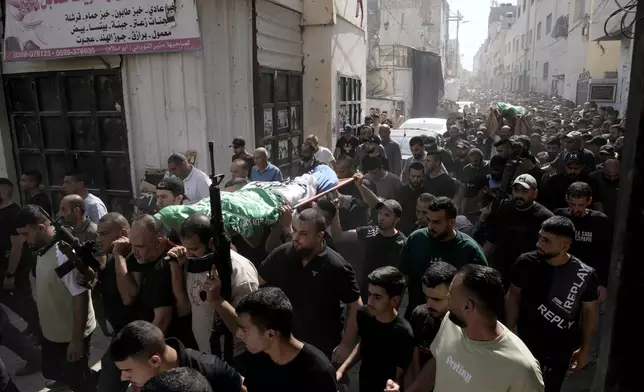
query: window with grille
338 75 362 127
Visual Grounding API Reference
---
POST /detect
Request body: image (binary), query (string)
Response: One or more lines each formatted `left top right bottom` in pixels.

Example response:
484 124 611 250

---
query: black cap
157 176 185 198
589 135 607 146
599 144 615 155
375 199 403 217
564 152 583 165
456 141 471 149
230 137 246 148
0 178 13 187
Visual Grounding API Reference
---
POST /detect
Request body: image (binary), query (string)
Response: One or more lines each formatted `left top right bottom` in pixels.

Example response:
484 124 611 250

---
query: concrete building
366 0 449 116
477 0 628 112
0 0 367 216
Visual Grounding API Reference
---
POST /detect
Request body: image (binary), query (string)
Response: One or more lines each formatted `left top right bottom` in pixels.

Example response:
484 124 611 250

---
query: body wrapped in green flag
496 102 527 118
154 186 286 238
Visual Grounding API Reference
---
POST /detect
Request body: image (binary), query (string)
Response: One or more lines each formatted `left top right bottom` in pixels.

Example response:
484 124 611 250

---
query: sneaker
14 361 41 376
44 380 68 391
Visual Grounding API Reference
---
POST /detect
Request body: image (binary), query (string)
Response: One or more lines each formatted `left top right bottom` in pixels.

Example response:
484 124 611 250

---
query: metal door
4 69 134 218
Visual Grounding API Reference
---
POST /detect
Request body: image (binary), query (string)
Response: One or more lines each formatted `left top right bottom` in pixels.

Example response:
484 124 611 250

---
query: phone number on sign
12 47 96 59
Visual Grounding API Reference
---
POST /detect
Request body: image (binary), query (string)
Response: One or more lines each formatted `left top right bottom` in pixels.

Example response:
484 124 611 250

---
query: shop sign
4 0 201 61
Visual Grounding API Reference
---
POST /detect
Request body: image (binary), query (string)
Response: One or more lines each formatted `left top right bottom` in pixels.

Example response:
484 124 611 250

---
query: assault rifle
201 141 234 363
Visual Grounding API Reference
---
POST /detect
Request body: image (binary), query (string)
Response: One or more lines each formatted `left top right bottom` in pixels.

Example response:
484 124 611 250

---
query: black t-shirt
590 170 619 223
409 305 442 368
231 229 270 268
356 226 406 301
486 201 553 283
511 251 598 360
540 174 602 211
554 208 612 286
461 162 490 198
422 173 459 199
244 344 337 392
0 203 20 272
28 192 52 217
166 338 243 392
259 243 361 357
337 182 369 230
336 136 360 158
395 185 424 236
356 306 414 392
450 157 469 181
98 255 139 334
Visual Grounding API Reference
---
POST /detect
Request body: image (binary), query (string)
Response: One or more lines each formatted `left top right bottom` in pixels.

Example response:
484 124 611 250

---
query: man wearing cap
540 153 603 212
330 173 407 301
167 153 212 203
334 125 361 159
156 177 186 210
595 145 614 169
482 174 553 285
450 140 471 180
553 131 596 175
230 138 255 171
401 136 427 185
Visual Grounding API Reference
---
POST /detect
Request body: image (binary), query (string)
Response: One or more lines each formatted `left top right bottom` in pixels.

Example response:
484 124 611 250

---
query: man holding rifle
15 205 97 392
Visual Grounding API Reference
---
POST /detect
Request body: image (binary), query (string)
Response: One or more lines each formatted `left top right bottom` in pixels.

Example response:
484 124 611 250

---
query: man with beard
590 159 619 224
305 134 335 165
401 137 427 184
554 182 611 302
294 141 322 177
336 267 413 392
450 141 471 180
15 205 98 392
355 135 390 172
363 156 400 200
395 163 426 235
553 131 596 176
391 265 543 392
379 124 402 176
445 125 465 157
545 136 562 164
423 150 459 199
330 178 406 300
483 174 553 285
408 262 457 378
506 216 599 392
258 209 362 364
540 153 602 212
400 197 487 319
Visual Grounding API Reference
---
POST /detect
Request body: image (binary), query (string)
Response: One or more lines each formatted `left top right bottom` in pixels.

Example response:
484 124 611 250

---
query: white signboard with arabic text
4 0 201 61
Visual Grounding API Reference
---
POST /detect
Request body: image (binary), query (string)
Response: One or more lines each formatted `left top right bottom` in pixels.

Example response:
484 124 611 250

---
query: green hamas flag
154 187 286 238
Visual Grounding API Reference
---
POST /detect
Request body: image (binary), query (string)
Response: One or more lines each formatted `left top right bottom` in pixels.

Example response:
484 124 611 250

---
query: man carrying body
167 153 212 203
155 177 186 210
230 137 255 171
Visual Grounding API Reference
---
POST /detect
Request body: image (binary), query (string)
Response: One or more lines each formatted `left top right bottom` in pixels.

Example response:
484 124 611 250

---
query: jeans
0 305 40 364
41 334 97 392
98 340 128 392
0 357 20 392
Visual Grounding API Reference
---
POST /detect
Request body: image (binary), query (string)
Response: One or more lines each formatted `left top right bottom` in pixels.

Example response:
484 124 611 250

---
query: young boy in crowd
336 267 414 392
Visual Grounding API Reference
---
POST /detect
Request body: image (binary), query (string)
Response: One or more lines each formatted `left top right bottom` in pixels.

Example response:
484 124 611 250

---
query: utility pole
448 11 466 78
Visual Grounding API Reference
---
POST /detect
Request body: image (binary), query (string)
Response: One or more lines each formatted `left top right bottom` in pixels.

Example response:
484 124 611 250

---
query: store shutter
256 0 303 72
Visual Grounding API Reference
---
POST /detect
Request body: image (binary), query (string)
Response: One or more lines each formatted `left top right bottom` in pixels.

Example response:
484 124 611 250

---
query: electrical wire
603 0 638 39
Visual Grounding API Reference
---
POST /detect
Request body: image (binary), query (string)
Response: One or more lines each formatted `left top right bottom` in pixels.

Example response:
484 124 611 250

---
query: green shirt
399 228 487 313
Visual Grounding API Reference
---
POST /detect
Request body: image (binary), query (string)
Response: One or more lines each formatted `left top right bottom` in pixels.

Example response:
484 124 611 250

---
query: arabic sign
4 0 201 61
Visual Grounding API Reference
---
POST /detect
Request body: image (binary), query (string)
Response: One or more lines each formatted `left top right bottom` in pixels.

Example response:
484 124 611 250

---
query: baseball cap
512 174 538 190
375 199 403 217
157 176 185 198
456 141 471 149
599 144 615 155
565 131 583 139
230 137 246 148
564 152 583 165
589 135 608 146
342 124 354 133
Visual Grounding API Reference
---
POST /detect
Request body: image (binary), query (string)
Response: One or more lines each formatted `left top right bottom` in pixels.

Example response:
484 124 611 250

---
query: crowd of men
0 90 624 392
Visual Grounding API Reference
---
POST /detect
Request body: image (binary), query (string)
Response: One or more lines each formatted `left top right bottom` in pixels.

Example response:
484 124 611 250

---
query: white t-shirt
186 249 259 355
183 167 212 203
315 147 335 164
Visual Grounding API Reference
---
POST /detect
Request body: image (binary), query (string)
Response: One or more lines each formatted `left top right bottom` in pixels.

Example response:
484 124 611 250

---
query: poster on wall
4 0 201 61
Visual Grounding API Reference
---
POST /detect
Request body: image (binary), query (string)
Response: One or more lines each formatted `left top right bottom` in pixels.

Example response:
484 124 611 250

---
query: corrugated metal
256 0 303 71
123 0 255 189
